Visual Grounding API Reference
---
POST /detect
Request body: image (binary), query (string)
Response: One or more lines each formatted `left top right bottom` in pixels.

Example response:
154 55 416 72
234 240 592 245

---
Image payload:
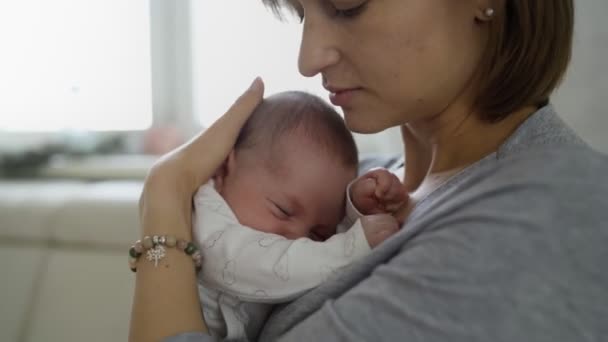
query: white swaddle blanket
192 182 370 340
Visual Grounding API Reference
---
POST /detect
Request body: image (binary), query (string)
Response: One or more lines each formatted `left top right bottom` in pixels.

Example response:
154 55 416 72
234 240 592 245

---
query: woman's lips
328 88 361 107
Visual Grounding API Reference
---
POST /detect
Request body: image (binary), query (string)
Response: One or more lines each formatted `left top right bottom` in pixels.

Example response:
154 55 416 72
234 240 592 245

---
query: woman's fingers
187 77 264 157
211 77 265 133
141 77 265 207
180 78 265 190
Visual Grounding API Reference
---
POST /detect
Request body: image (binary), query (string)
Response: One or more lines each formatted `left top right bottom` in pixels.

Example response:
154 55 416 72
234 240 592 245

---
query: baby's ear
213 149 237 192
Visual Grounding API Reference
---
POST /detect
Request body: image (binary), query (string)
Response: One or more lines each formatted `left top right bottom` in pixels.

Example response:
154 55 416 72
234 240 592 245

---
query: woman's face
293 0 488 133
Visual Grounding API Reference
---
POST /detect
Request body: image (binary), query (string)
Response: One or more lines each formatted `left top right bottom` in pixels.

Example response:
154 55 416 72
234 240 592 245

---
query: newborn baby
193 91 406 340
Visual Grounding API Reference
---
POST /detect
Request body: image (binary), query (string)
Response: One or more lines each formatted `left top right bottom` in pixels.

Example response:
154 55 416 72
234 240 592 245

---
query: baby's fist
350 168 407 215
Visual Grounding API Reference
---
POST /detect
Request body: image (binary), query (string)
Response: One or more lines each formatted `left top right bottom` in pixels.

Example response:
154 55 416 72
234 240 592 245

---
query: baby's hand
350 168 407 215
360 214 400 248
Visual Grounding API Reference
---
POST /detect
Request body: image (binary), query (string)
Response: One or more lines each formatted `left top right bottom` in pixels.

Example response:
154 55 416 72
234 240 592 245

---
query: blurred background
0 1 606 341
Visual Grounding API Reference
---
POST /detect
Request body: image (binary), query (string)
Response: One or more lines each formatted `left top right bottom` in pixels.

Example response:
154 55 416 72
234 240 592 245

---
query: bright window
0 0 153 132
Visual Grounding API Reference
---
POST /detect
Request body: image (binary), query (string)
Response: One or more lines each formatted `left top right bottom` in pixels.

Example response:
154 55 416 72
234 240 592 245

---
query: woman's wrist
130 78 263 341
140 200 193 239
139 166 194 234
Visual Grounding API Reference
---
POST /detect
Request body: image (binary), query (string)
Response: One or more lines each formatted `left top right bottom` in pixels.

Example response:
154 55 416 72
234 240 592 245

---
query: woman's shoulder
479 144 607 196
413 143 608 239
409 102 608 236
432 103 608 215
497 104 589 156
487 102 608 198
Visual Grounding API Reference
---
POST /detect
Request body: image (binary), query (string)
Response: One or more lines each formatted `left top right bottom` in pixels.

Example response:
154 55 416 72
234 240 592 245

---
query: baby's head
214 91 358 241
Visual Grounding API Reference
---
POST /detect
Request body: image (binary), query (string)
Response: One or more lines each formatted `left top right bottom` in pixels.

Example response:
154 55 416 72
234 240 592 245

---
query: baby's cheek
245 215 289 237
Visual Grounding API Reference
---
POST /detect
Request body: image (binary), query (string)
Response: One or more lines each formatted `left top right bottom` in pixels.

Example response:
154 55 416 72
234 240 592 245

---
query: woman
130 1 608 341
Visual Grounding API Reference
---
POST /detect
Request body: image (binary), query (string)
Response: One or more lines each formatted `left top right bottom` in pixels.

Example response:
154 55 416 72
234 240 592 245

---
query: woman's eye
334 1 367 18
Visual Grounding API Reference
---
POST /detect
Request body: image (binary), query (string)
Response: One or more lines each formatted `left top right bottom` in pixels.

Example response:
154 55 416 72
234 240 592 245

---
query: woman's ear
213 149 238 193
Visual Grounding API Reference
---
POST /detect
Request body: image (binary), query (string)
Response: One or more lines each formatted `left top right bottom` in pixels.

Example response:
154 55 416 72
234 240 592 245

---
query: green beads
185 242 198 255
129 246 142 258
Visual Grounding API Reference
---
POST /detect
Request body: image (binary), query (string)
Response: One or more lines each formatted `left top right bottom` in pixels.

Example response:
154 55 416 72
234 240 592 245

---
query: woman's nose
298 19 340 77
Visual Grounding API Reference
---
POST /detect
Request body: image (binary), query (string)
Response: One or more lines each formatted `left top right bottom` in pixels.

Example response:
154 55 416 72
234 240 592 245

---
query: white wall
553 0 608 153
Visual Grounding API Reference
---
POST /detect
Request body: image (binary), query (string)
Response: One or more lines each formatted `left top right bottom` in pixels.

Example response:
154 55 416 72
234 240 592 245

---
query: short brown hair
235 91 358 169
262 0 575 122
476 0 574 121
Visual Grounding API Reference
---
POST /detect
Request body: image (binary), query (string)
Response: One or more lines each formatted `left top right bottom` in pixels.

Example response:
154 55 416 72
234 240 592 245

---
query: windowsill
37 154 157 180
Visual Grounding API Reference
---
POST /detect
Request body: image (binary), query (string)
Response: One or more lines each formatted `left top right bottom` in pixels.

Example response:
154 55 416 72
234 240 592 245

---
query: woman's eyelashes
293 1 368 23
285 0 304 22
333 1 368 19
293 5 304 23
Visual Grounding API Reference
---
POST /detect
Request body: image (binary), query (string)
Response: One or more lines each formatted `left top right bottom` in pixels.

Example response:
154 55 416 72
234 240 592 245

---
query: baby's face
218 142 356 241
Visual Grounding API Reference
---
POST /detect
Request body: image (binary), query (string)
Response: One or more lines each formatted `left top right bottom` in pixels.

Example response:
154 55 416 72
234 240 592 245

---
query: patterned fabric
192 183 370 340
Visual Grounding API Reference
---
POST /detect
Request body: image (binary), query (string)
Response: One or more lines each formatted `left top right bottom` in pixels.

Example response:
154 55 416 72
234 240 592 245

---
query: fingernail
249 77 262 92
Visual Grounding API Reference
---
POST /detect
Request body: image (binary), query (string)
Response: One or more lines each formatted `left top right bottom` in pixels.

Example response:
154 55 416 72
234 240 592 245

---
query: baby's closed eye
267 198 292 220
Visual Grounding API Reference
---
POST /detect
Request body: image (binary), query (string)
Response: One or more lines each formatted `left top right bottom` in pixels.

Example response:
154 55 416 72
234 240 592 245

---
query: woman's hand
139 77 265 237
130 78 264 342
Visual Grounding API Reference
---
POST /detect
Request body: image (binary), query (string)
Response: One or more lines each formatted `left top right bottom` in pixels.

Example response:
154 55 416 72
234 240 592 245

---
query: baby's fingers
373 171 394 198
383 180 407 203
384 198 407 213
358 178 378 197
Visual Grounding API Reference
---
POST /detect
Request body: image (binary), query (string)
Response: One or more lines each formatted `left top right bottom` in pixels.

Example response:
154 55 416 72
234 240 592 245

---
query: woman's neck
401 105 537 193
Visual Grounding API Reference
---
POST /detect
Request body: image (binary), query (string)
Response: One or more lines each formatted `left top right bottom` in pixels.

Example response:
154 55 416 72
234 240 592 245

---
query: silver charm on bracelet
146 245 166 267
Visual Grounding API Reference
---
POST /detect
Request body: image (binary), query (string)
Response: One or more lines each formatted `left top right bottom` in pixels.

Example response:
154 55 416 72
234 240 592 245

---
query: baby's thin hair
234 91 358 169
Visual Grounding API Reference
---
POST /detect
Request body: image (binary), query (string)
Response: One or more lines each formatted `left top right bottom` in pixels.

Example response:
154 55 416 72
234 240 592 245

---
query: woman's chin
344 112 390 134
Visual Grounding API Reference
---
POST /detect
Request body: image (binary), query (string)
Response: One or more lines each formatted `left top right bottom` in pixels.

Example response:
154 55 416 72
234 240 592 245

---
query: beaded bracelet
128 235 202 273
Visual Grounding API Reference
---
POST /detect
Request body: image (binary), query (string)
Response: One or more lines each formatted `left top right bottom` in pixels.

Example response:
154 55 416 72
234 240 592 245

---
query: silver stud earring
484 8 495 18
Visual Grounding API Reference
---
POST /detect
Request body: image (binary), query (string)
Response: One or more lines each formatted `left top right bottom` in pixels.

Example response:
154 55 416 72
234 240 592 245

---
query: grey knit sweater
167 105 608 342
